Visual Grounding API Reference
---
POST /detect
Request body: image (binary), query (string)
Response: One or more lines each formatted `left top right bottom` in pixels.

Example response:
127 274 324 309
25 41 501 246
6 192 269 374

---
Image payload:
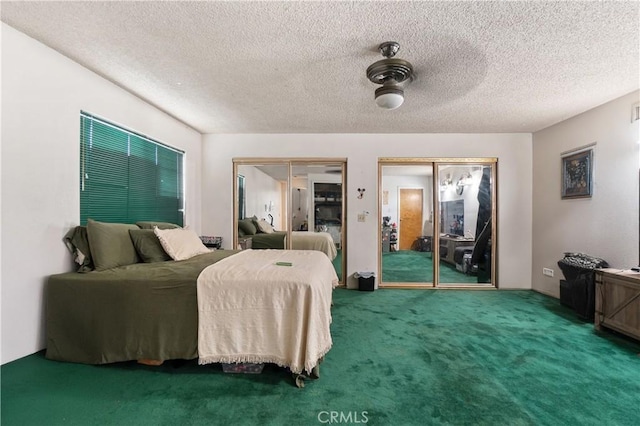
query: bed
238 217 338 260
250 231 338 260
46 250 237 364
197 249 337 374
48 221 338 383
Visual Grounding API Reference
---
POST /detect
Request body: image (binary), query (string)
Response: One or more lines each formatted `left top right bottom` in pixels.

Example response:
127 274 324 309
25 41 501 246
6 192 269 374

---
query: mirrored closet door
379 158 497 288
233 158 346 284
380 163 435 285
436 162 495 287
235 161 290 250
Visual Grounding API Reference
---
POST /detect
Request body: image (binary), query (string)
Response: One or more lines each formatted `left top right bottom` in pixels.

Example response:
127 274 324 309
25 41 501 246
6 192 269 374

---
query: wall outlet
357 213 366 222
543 268 554 277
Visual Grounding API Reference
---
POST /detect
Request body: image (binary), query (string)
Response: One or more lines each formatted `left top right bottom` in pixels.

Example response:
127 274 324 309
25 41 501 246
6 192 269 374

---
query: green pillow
129 229 172 263
136 221 181 230
87 219 140 271
63 226 94 272
238 218 258 236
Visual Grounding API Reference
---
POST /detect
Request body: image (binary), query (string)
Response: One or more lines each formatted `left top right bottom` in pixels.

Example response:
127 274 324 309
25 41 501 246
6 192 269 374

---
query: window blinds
80 113 184 226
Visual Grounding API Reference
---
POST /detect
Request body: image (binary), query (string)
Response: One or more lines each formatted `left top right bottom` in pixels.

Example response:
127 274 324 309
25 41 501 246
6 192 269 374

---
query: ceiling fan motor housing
366 42 414 109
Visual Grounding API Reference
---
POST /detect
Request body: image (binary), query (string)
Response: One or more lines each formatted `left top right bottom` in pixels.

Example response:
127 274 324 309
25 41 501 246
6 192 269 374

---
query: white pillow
153 227 210 261
256 219 274 234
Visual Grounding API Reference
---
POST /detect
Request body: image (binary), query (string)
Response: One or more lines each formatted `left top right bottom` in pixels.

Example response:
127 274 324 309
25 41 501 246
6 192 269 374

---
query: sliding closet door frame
378 159 436 288
435 159 498 288
378 157 498 289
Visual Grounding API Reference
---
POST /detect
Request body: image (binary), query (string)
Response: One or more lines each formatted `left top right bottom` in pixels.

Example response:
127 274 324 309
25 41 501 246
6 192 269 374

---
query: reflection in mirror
234 160 346 284
237 174 246 220
235 163 289 250
380 164 434 285
291 163 344 281
437 163 493 285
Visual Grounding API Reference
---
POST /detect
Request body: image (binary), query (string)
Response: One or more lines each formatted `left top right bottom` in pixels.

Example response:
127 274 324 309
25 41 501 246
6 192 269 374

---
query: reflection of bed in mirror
244 231 338 260
315 221 342 250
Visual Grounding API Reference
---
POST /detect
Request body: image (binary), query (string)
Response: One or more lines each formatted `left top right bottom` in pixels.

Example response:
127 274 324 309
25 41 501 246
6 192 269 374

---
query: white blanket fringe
198 342 333 374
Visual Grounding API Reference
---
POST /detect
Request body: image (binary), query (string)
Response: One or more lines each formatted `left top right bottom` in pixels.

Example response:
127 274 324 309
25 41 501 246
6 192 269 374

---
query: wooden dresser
594 269 640 341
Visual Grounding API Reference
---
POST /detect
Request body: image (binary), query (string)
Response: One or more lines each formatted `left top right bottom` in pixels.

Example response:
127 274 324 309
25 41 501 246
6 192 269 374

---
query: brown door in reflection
399 188 423 250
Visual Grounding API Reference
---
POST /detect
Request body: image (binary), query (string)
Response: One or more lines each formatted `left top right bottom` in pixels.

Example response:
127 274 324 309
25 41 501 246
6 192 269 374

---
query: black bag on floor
557 253 608 322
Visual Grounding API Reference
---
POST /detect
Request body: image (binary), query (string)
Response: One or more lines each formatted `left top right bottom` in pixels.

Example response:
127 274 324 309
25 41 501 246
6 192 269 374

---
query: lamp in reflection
455 172 473 195
440 173 453 191
457 172 473 187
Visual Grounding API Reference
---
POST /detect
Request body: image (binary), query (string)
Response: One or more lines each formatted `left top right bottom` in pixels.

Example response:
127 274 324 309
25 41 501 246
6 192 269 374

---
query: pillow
238 227 246 238
154 227 210 261
136 221 181 230
87 219 140 271
63 226 94 272
256 219 274 234
238 218 258 236
129 229 172 263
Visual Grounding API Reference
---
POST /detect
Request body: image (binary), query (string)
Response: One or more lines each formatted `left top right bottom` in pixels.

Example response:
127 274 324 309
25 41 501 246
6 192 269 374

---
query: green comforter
46 250 238 364
250 231 286 249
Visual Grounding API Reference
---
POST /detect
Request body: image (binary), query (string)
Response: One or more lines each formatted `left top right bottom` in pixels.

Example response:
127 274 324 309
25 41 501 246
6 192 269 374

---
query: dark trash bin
416 236 432 252
557 252 609 322
355 272 375 291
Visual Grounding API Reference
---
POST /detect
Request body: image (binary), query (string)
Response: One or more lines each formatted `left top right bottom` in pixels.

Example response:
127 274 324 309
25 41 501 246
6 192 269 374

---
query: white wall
1 24 202 364
532 91 640 297
201 133 533 290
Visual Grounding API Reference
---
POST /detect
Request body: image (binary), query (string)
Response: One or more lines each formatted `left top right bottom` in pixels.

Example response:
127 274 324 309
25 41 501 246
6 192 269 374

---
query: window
80 112 184 226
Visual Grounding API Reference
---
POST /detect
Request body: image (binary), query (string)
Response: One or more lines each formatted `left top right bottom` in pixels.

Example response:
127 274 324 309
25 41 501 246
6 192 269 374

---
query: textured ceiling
2 1 638 134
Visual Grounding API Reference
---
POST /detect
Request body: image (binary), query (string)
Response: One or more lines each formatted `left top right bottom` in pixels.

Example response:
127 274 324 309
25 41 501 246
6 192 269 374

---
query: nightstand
200 236 222 249
238 237 252 250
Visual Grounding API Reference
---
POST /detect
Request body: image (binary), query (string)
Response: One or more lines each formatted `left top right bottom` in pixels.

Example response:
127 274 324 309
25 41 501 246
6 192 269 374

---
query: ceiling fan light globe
375 86 404 110
375 93 404 109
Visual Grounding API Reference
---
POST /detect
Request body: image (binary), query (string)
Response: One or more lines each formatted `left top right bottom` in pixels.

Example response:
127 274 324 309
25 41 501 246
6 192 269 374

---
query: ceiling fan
366 41 414 110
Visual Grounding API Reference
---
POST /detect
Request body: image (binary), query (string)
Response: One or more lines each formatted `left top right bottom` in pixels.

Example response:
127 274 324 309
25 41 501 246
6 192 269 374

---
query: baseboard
532 288 559 299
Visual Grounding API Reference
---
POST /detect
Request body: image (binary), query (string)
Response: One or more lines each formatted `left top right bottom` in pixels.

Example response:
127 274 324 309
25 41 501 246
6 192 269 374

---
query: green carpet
2 289 639 425
382 250 478 284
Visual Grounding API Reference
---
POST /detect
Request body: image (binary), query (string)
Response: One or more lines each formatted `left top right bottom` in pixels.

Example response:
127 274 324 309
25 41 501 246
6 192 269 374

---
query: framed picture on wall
561 149 593 199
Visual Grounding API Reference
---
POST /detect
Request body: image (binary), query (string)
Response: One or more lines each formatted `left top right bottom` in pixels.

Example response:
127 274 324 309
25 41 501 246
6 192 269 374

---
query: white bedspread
292 231 338 260
197 249 339 374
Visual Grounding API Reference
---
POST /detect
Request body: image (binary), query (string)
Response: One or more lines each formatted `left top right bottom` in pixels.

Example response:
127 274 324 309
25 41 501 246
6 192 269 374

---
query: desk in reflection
439 235 475 266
